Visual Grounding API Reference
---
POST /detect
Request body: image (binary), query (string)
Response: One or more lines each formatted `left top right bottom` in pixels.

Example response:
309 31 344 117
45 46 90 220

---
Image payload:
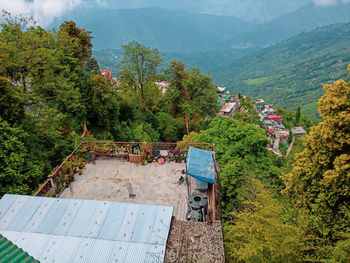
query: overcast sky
1 0 350 26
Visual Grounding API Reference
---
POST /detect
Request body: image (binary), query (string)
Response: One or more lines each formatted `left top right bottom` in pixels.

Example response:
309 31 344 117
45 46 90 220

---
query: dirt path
286 135 296 157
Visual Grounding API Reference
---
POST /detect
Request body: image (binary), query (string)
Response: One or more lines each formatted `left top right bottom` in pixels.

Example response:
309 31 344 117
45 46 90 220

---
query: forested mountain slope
228 2 350 48
93 47 258 73
213 22 350 118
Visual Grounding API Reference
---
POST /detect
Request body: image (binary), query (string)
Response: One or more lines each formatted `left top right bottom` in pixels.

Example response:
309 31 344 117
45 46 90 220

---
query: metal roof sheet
0 195 173 263
0 233 39 263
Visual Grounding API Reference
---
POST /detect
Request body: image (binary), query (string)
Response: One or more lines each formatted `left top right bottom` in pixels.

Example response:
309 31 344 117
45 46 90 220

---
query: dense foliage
0 17 104 195
283 78 350 261
193 116 282 215
205 71 349 262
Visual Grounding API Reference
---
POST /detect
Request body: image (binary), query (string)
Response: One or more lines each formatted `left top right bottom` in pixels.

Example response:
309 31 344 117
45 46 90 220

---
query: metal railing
35 141 215 197
82 141 214 151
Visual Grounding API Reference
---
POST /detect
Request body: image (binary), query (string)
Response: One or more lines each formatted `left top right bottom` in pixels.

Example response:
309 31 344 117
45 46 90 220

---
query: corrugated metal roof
0 195 173 263
0 233 39 263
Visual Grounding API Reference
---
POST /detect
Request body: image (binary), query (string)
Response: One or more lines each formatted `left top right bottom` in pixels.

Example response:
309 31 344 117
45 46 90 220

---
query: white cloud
0 0 83 26
313 0 350 5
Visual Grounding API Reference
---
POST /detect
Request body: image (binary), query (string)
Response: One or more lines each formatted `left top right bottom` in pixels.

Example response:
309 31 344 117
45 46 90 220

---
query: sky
1 0 350 26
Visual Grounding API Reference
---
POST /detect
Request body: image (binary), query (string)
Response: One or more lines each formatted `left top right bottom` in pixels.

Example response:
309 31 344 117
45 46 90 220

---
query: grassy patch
243 76 271 85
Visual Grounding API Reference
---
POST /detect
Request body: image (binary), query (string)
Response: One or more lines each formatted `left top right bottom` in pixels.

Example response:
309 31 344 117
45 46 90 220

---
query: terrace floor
60 158 189 220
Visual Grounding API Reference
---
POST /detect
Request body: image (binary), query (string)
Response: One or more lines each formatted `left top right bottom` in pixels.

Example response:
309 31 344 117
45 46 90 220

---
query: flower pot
129 154 143 164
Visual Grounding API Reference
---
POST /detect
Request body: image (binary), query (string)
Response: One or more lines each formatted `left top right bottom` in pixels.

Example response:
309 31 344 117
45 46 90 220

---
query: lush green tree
119 41 162 101
58 21 93 67
86 74 119 132
134 123 160 142
276 107 314 130
194 116 282 215
165 60 190 118
0 119 44 195
165 60 218 131
0 76 24 124
295 106 301 125
235 97 260 124
156 112 183 142
0 15 122 195
282 78 350 260
224 179 302 263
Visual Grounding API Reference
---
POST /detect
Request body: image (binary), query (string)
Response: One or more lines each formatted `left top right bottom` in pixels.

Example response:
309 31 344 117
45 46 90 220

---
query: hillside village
98 68 308 158
216 87 307 157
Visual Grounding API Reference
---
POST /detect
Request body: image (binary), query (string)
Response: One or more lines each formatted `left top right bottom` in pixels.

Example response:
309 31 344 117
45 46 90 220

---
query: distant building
155 81 170 94
254 98 265 106
100 69 112 79
274 123 286 131
292 126 307 137
100 69 120 87
262 120 274 126
111 77 120 87
217 86 226 93
277 130 290 143
267 114 283 122
217 102 238 118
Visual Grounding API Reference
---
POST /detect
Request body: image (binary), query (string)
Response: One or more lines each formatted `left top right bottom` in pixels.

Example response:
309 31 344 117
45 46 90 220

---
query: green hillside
93 47 258 73
213 23 350 118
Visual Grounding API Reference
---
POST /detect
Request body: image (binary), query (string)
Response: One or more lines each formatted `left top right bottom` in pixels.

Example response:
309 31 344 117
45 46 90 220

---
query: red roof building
100 70 112 80
267 115 283 122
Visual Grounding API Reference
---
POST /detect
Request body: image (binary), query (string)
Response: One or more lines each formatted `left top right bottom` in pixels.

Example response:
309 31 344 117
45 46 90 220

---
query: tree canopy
282 78 350 261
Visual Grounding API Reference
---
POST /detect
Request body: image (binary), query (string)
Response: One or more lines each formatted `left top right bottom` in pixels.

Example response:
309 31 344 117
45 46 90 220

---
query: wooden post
49 178 56 193
186 164 190 199
212 184 215 221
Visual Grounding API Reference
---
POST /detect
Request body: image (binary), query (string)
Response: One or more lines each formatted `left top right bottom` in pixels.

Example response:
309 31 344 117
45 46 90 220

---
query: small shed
186 147 215 184
292 126 307 137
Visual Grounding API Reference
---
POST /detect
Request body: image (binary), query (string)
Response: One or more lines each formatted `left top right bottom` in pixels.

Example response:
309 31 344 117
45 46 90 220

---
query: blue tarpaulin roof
186 147 215 184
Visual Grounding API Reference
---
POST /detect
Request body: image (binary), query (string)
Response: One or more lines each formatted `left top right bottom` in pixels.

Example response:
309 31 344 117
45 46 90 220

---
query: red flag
185 113 189 135
81 123 88 138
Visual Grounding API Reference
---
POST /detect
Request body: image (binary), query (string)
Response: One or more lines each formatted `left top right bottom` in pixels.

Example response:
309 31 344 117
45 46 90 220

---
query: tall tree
119 41 162 101
224 179 302 263
282 76 350 260
295 106 301 125
58 21 93 67
166 60 189 117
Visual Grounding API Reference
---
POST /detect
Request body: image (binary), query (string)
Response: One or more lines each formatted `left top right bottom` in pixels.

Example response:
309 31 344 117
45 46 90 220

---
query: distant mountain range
86 0 309 23
229 2 350 48
53 7 253 52
213 23 350 118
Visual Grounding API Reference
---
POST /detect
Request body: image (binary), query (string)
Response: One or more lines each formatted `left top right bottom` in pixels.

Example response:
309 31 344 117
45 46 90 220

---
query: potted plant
129 149 143 163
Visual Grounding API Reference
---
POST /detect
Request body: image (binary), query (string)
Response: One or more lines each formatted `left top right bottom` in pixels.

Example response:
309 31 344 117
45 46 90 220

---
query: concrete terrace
60 158 189 220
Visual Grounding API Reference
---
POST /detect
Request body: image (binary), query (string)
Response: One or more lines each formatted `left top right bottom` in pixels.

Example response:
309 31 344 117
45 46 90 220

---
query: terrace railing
35 141 215 197
82 141 214 152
